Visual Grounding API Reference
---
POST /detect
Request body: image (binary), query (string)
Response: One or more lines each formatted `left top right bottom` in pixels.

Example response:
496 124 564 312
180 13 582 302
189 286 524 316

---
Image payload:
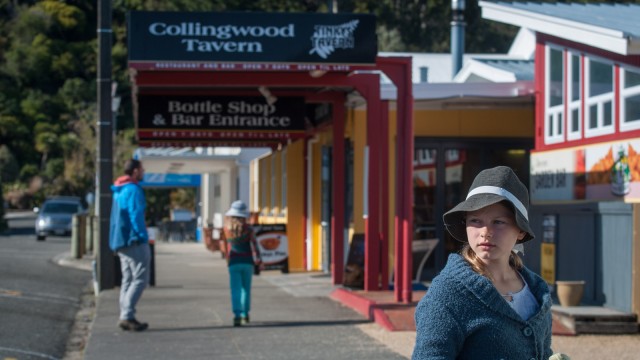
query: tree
0 145 19 183
0 0 578 211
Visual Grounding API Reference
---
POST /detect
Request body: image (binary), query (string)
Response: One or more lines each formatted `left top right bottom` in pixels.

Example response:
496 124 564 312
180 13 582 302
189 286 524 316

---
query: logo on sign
309 20 359 59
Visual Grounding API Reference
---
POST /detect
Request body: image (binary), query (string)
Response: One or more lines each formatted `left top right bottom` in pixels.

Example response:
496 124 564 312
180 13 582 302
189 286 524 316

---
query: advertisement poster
531 138 640 202
252 224 288 272
541 243 556 285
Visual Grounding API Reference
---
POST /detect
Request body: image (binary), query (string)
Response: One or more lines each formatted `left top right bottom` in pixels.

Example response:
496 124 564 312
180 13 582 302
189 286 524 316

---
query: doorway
413 138 533 281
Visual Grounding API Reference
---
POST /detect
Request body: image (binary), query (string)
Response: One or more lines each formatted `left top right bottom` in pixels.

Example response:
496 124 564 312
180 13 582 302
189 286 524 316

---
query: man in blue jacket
109 159 150 331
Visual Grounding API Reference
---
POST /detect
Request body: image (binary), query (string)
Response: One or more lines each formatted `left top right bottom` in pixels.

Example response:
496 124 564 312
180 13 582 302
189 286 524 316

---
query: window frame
544 45 565 145
619 65 640 132
567 51 582 141
584 55 615 138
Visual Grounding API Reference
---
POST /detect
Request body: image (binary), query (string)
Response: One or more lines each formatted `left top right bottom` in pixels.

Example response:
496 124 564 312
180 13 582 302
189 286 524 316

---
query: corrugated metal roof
476 58 534 81
481 1 640 55
490 1 640 39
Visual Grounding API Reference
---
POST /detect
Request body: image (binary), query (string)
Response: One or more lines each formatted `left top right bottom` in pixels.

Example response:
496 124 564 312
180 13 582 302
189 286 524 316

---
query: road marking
0 346 60 360
0 289 21 296
0 288 77 305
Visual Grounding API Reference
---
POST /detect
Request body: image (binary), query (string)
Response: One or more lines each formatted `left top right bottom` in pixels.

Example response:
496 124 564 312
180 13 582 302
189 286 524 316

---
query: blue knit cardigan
412 254 553 360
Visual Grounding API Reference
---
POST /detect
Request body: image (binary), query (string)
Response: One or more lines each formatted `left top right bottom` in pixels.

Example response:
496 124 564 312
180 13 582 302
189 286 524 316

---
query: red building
481 1 640 317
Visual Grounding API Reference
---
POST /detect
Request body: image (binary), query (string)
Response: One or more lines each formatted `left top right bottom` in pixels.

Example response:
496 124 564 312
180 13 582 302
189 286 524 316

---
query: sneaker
233 317 242 327
119 318 149 332
241 315 249 325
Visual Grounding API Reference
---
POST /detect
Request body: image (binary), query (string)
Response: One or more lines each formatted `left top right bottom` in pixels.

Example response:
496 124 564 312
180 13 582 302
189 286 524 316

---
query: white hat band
466 185 528 220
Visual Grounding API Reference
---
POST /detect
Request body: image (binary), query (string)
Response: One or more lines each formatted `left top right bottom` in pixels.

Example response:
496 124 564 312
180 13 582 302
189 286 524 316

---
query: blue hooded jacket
109 175 148 252
412 254 553 360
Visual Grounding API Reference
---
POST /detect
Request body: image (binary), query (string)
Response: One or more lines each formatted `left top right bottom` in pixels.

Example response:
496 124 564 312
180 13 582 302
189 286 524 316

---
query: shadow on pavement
144 319 370 333
3 227 35 236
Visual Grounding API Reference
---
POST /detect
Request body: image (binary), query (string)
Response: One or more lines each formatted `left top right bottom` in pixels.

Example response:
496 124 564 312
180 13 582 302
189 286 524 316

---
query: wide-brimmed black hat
443 166 535 243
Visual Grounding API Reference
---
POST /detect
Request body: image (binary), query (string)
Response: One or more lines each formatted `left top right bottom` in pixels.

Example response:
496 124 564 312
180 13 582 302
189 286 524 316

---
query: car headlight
38 218 49 227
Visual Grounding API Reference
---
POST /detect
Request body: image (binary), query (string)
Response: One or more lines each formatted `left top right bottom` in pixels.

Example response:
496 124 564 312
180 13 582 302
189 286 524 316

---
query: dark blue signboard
128 11 377 69
137 95 306 143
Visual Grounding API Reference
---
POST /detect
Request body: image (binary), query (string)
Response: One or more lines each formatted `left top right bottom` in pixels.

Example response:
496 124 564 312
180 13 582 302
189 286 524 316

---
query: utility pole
327 0 337 13
97 0 115 290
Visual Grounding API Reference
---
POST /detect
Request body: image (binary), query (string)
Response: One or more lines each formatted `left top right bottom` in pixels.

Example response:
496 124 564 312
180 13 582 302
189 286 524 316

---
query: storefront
480 1 640 314
124 10 419 302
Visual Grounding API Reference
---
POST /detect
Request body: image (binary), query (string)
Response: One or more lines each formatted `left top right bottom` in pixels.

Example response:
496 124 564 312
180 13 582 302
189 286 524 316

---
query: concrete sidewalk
81 243 410 359
58 242 640 359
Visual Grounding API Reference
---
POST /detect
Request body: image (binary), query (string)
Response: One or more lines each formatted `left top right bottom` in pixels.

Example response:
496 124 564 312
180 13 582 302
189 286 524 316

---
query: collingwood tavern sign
128 11 377 70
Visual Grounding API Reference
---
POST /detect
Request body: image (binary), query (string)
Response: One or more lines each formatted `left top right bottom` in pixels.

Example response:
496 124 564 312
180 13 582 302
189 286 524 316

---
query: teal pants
228 263 253 318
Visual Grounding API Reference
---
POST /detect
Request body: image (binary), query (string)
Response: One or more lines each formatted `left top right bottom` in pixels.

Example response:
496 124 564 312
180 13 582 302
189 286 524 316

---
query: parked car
34 196 86 241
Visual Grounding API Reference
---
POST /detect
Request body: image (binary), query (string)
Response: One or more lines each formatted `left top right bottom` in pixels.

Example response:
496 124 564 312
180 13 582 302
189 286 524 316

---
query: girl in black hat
412 166 556 359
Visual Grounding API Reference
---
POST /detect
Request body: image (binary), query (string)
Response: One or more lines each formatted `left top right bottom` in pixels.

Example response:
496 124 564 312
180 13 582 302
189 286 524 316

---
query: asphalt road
0 212 91 360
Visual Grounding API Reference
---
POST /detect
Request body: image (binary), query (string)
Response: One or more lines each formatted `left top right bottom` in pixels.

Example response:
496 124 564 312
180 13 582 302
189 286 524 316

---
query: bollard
85 215 94 254
78 214 86 255
71 214 87 259
92 215 99 259
149 241 156 287
148 227 157 287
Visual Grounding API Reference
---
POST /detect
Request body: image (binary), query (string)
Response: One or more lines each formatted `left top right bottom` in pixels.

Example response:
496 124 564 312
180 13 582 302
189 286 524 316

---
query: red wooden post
380 100 390 290
331 95 346 285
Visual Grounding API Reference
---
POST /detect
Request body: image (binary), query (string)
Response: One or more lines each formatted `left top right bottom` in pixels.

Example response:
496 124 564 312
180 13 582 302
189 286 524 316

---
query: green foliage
0 145 19 183
170 188 196 211
145 188 171 225
0 0 542 210
0 115 29 143
19 164 39 183
43 158 64 180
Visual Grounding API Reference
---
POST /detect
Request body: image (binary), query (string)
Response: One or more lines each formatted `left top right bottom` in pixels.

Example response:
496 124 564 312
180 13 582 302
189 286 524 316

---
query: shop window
545 46 564 144
567 52 581 140
620 67 640 132
585 57 615 137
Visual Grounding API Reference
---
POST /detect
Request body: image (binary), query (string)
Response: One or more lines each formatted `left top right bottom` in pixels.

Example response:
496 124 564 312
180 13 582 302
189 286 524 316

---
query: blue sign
140 173 201 187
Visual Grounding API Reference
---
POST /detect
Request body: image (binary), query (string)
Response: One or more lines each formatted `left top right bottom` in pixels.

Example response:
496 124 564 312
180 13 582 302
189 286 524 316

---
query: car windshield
42 202 80 214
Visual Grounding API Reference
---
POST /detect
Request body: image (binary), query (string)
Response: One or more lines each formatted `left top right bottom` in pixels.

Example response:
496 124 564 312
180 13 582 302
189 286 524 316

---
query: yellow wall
285 140 305 271
413 108 534 137
258 156 271 218
350 110 367 234
310 138 322 270
255 143 305 271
